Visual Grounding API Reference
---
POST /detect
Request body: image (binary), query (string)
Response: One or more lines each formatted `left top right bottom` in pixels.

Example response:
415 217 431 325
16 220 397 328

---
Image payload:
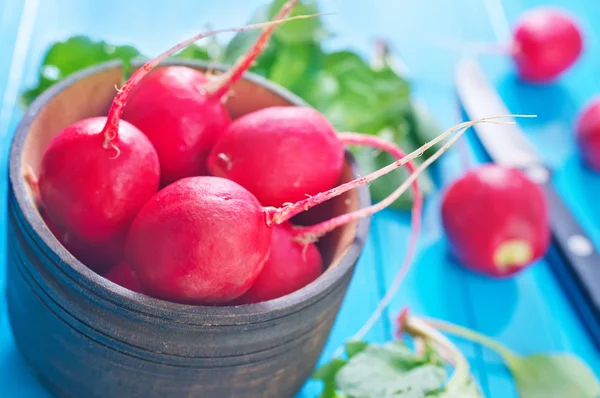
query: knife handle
524 165 600 346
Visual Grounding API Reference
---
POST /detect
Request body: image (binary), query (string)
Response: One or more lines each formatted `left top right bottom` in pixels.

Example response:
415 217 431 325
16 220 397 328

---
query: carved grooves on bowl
7 190 351 364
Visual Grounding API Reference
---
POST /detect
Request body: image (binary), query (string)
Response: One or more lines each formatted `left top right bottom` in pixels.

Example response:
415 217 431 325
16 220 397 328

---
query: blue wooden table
1 0 599 396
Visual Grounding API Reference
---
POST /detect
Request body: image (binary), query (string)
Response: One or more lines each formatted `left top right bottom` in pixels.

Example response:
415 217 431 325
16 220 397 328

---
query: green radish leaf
173 44 213 62
313 359 348 398
345 341 369 358
222 5 269 64
268 42 321 91
293 70 339 110
335 341 447 397
324 51 409 96
21 36 142 107
405 101 444 158
426 377 483 397
266 0 330 44
507 353 600 398
220 4 279 77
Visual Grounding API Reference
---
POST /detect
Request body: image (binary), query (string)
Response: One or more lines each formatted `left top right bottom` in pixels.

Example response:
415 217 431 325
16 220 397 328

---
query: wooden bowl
6 59 371 398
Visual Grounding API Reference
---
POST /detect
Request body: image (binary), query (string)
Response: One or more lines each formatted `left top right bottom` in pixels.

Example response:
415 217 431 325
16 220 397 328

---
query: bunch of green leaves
21 0 442 210
313 340 482 398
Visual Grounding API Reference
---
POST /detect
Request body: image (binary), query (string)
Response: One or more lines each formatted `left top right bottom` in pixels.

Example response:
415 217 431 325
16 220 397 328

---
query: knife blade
455 57 600 347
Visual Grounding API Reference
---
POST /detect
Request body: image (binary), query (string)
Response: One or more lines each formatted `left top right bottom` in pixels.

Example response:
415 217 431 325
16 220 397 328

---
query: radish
512 7 583 82
31 13 311 249
122 0 301 186
433 7 582 83
235 222 323 304
441 164 551 277
125 176 272 304
104 262 143 293
38 116 159 245
127 117 504 305
24 167 123 273
207 106 344 207
41 207 125 273
575 96 600 171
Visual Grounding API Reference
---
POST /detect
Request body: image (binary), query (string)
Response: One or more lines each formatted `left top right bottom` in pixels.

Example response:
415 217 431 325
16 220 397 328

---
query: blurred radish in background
441 164 551 277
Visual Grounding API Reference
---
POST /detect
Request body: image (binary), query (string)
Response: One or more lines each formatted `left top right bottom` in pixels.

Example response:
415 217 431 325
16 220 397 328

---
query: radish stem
99 13 318 149
292 133 421 242
423 317 519 363
342 124 472 345
401 313 472 391
208 0 301 98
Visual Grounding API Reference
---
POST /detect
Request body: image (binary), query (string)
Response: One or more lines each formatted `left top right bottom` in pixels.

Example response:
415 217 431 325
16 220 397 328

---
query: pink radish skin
208 106 344 207
575 96 600 171
236 222 323 304
122 0 301 186
441 164 550 277
41 207 124 273
126 176 272 304
104 262 144 293
127 117 507 305
33 11 311 250
122 67 231 185
39 117 159 245
512 7 583 83
24 165 124 273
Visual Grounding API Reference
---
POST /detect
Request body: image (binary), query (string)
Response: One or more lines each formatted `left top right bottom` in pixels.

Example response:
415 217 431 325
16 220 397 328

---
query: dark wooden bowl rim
8 58 371 326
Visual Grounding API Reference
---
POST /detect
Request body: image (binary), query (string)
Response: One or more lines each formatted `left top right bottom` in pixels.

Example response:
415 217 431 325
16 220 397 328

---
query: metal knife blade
455 58 541 168
455 56 600 348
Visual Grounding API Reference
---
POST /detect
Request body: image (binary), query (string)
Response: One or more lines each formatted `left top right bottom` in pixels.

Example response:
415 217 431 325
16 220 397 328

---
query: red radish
123 0 301 186
236 222 323 304
41 207 124 273
207 106 344 207
24 167 123 273
575 96 600 171
32 12 310 248
127 117 508 305
122 67 231 185
512 7 583 82
441 164 551 277
104 262 143 293
126 176 272 304
38 117 159 245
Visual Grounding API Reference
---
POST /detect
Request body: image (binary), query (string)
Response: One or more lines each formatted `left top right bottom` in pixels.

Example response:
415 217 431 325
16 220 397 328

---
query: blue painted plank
300 225 388 397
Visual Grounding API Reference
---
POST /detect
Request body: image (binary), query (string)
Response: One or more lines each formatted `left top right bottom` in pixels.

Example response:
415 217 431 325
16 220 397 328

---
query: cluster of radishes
25 0 440 306
440 7 600 278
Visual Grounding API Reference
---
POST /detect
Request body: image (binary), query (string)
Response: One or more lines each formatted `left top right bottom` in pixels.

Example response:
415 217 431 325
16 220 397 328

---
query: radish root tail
291 133 422 242
265 115 530 225
23 165 41 206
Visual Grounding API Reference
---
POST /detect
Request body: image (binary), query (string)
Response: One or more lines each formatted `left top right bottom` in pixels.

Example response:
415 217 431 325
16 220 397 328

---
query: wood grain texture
5 60 371 398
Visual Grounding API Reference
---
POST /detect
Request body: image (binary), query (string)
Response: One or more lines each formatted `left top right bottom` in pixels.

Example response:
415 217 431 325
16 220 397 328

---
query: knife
455 57 600 347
